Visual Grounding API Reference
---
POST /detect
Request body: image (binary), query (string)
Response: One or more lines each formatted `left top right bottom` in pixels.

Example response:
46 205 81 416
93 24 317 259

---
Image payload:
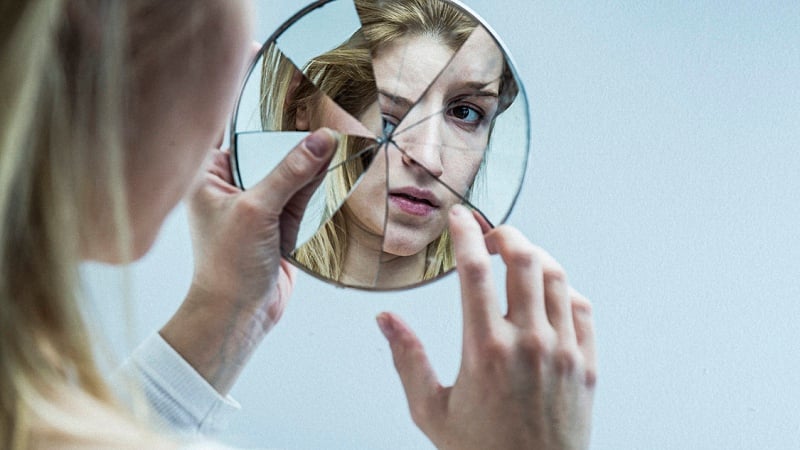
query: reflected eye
449 105 484 126
382 117 398 136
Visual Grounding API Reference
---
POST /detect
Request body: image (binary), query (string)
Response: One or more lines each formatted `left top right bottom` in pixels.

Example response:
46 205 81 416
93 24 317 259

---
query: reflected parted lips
389 187 441 208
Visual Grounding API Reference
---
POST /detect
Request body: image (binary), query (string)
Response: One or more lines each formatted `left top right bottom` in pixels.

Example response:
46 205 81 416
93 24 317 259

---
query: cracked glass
231 0 529 290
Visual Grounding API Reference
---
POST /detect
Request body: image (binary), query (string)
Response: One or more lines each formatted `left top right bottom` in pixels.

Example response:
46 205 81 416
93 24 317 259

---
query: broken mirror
230 0 529 290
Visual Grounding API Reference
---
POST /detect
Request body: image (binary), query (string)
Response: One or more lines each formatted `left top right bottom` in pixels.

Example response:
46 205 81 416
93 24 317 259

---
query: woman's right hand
377 205 596 450
161 129 338 394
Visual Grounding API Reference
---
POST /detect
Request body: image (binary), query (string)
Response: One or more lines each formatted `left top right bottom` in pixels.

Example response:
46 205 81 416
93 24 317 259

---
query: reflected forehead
372 35 453 91
372 29 504 97
443 27 504 86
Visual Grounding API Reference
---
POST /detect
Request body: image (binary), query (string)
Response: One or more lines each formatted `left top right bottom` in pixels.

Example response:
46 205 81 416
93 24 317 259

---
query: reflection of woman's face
340 28 504 258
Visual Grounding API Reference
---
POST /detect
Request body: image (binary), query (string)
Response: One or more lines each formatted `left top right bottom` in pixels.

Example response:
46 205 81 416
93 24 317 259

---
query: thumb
249 128 337 213
377 312 444 428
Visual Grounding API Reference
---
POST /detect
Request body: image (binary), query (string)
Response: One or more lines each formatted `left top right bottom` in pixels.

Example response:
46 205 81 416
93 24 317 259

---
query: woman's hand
161 129 337 394
377 204 596 450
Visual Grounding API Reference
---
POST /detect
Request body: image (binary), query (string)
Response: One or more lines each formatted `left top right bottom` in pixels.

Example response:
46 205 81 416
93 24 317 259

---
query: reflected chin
382 226 442 258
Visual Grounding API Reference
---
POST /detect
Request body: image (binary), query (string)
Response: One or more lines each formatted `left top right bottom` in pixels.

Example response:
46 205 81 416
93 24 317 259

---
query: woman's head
1 0 251 446
259 0 518 286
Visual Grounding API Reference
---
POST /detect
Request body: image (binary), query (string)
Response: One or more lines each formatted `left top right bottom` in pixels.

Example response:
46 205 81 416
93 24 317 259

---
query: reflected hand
377 205 596 450
161 129 337 394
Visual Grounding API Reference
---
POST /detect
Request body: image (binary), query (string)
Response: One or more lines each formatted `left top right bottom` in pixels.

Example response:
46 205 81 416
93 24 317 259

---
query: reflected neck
340 218 425 289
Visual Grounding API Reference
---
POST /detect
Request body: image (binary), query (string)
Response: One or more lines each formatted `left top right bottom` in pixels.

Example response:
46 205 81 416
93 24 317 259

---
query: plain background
84 1 800 448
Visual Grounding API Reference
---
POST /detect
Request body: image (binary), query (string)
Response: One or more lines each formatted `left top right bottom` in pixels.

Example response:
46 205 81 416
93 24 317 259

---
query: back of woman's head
1 3 126 446
0 1 218 447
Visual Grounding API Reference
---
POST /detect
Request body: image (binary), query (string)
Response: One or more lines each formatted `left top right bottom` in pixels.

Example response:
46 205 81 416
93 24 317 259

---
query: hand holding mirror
231 0 530 290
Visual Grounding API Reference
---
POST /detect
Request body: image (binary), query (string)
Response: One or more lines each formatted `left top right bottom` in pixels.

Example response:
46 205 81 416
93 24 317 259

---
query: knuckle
584 367 598 389
517 332 551 365
279 151 313 181
519 333 551 357
504 243 538 269
553 346 580 375
543 265 568 286
571 293 594 315
480 337 511 361
393 337 422 368
458 255 491 282
469 337 512 376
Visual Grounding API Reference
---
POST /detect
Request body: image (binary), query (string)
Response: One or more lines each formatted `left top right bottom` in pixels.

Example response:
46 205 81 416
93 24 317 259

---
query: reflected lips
389 187 440 216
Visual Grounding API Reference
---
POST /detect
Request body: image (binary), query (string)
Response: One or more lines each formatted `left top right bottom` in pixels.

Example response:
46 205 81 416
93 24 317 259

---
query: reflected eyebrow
459 81 500 97
378 90 414 109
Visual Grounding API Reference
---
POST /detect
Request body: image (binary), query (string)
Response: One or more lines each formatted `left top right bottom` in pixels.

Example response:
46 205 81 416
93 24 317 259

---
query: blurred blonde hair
0 1 210 447
260 0 482 283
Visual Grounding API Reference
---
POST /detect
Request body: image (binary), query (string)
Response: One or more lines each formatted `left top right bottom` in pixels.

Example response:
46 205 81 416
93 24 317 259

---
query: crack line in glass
288 140 384 255
265 46 379 139
374 139 392 287
381 27 484 141
389 74 505 141
388 141 495 228
384 139 475 153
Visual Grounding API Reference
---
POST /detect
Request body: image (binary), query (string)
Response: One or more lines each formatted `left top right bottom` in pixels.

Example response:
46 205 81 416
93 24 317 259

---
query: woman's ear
287 69 310 131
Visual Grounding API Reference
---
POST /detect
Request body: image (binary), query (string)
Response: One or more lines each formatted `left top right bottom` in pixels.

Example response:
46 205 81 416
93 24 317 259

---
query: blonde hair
0 1 209 447
260 0 483 284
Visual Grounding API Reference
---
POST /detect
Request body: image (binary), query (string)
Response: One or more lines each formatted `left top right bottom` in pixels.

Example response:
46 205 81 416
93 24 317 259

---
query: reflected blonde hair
0 1 208 447
261 0 481 283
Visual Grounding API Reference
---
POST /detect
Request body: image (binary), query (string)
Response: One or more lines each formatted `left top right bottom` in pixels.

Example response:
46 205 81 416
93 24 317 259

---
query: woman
1 0 596 448
259 0 519 288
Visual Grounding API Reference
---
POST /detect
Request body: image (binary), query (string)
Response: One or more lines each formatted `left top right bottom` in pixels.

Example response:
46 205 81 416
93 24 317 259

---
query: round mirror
231 0 530 290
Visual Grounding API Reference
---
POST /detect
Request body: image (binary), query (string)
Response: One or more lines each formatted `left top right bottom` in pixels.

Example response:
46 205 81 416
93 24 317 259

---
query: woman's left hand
160 129 337 394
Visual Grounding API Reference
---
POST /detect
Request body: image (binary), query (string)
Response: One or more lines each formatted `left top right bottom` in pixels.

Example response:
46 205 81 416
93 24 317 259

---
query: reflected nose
396 116 444 178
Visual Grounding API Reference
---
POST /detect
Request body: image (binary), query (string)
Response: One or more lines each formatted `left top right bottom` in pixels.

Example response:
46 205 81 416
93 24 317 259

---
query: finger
277 160 331 251
376 312 444 428
470 208 493 235
207 148 235 184
449 204 501 343
280 258 298 289
570 287 597 385
483 226 547 329
539 248 577 345
249 128 337 213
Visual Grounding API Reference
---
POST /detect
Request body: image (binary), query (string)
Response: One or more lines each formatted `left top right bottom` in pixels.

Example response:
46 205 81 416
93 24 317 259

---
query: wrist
159 282 271 395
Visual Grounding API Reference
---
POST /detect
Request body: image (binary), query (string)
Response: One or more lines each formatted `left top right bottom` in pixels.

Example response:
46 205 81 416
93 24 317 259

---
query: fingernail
305 130 332 157
376 313 395 339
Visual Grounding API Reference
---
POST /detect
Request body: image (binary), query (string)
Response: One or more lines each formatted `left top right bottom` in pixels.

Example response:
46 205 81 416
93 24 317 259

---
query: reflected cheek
442 154 483 197
346 155 388 234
